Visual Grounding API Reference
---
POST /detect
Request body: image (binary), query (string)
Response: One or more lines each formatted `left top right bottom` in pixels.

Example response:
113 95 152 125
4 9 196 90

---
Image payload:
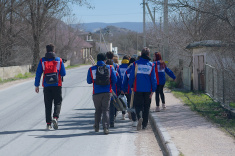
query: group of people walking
34 44 175 135
87 48 176 134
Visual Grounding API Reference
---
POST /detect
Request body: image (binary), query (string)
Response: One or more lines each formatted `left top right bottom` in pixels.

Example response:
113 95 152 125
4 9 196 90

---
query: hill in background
93 25 133 35
71 22 143 33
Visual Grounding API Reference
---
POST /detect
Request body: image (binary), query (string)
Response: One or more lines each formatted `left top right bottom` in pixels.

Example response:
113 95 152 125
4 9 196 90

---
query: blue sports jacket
113 62 119 71
87 61 117 94
122 64 133 94
112 70 121 95
129 57 157 92
153 61 176 85
34 56 66 87
118 63 128 82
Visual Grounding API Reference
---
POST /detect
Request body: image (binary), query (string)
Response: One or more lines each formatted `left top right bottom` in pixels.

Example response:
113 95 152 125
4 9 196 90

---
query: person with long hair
153 52 176 112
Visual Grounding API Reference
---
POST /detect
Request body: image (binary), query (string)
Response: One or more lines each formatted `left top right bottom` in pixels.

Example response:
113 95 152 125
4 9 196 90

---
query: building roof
186 40 235 49
80 39 93 48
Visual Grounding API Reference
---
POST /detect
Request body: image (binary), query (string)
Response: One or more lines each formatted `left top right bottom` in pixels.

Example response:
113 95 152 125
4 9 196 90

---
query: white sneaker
52 118 58 130
125 113 129 118
137 118 143 131
46 124 52 130
132 121 137 127
155 106 160 112
128 112 132 120
121 114 125 120
162 104 166 110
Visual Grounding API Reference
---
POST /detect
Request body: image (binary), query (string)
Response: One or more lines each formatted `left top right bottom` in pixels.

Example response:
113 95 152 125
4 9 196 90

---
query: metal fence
205 64 235 108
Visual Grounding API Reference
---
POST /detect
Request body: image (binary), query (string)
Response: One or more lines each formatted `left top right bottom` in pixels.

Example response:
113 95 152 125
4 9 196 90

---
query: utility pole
143 0 146 47
154 7 156 22
163 0 169 62
136 33 138 55
99 28 109 52
146 3 156 27
160 17 162 32
99 28 101 52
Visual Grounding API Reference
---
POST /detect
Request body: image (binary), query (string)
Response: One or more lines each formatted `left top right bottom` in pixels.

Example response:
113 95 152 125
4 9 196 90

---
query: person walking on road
87 53 117 134
129 48 157 130
106 51 119 71
121 57 138 126
118 55 130 120
106 59 121 128
113 55 119 66
106 52 120 122
34 44 66 130
153 52 176 112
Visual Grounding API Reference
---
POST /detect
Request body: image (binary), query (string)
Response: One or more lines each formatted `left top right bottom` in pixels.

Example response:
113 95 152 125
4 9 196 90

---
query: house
70 36 93 65
186 40 235 105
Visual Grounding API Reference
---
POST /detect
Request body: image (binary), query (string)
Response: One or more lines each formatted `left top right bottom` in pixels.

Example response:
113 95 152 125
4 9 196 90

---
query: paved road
0 65 163 156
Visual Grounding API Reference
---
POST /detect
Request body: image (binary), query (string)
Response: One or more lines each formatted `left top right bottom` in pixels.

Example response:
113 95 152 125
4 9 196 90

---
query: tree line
0 0 91 71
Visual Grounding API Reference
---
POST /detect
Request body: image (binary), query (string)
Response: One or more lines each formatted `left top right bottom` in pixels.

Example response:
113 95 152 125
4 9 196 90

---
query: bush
165 80 177 89
230 103 235 109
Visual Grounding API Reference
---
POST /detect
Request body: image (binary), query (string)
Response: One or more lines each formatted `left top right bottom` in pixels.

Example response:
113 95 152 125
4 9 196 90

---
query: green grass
65 63 90 69
230 103 235 109
172 90 235 138
65 64 81 69
179 152 184 156
0 72 35 84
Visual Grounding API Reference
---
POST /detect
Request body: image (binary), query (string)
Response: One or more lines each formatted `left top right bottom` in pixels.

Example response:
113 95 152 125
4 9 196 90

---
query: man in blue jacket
34 44 66 130
129 48 157 130
87 53 117 134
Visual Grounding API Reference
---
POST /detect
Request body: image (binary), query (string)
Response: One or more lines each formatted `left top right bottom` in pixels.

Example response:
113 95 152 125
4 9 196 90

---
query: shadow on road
32 109 136 138
0 107 137 139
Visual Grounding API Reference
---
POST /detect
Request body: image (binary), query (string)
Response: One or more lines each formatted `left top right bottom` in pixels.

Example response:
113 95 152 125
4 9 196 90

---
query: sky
71 0 144 23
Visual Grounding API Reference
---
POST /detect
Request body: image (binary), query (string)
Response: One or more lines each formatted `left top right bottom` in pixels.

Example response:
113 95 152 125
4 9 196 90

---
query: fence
205 64 235 108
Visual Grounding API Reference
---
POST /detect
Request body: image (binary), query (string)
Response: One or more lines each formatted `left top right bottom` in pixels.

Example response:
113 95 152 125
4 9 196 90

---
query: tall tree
14 0 91 71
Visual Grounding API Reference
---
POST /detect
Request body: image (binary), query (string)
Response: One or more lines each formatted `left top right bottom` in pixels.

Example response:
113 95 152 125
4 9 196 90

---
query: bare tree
0 0 27 66
12 0 91 71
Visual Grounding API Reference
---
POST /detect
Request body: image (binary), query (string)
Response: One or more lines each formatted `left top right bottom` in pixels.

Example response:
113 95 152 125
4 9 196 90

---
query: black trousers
155 85 165 106
43 86 62 124
126 93 137 121
134 92 151 127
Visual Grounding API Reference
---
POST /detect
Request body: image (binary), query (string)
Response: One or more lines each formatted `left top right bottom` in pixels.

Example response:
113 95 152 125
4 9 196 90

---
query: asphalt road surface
0 65 163 156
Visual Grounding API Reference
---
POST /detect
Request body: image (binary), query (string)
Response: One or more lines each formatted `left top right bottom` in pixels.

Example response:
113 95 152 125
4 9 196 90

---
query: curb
149 112 180 156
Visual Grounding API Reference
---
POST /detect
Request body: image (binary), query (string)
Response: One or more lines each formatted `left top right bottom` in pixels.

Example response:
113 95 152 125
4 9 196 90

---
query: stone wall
0 65 31 80
0 60 70 80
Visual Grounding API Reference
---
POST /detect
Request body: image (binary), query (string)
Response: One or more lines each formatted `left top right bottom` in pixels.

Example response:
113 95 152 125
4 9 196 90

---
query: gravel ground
135 124 164 156
150 90 235 156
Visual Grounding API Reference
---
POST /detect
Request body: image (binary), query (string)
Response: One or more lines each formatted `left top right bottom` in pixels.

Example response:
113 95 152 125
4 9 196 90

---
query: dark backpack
95 65 110 85
43 58 58 84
